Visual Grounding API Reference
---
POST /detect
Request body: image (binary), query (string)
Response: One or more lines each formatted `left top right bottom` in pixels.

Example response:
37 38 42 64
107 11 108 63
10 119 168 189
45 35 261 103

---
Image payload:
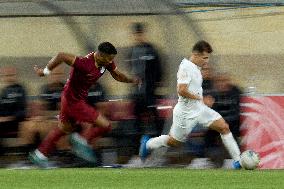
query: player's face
194 52 210 67
214 75 231 92
133 32 145 43
95 52 115 67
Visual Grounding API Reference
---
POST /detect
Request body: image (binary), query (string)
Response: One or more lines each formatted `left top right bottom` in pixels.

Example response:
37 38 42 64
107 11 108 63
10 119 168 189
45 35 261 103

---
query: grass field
0 168 283 189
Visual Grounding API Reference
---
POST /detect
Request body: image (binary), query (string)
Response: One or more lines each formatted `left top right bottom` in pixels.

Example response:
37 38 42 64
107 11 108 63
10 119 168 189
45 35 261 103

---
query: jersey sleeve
106 61 117 71
177 64 191 84
73 56 86 72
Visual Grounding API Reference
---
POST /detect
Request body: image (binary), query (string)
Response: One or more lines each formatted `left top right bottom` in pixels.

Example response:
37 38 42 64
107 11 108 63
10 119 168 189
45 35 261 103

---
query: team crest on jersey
100 67 106 74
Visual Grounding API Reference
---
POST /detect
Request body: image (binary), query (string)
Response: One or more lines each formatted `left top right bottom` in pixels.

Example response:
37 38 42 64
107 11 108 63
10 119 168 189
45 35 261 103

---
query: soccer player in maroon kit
29 42 140 167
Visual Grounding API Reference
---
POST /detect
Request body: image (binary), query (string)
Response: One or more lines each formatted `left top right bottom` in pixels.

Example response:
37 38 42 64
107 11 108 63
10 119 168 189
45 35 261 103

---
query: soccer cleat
69 132 96 163
232 160 242 169
28 150 50 168
139 135 150 161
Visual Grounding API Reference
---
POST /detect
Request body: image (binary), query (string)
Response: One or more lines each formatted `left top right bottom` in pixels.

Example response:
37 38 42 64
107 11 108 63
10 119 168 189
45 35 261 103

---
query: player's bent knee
218 124 230 135
209 119 231 134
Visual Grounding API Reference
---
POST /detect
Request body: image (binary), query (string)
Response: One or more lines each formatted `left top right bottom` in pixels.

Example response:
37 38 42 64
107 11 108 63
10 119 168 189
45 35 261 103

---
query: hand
203 95 215 107
34 65 45 77
133 77 142 88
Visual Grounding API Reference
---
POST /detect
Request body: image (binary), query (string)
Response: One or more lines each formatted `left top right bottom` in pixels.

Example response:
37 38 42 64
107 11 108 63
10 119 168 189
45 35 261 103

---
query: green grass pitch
0 168 283 189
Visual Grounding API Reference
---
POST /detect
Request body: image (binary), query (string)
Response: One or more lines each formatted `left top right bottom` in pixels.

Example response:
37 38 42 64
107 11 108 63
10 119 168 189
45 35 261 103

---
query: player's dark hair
98 42 117 55
192 40 213 53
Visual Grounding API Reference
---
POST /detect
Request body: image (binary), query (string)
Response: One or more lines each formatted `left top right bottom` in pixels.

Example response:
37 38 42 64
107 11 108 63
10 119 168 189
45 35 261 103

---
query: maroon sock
38 127 66 156
81 124 112 143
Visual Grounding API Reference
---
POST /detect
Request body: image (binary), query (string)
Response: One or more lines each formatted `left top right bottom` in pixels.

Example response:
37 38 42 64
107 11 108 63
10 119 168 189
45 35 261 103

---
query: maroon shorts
59 95 99 124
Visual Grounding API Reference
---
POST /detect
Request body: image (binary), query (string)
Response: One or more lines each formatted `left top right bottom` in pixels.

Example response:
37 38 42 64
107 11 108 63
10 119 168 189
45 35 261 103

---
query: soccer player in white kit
139 40 242 169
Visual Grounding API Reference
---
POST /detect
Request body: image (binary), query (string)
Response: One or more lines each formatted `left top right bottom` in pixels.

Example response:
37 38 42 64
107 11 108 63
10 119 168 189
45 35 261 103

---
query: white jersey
176 58 204 117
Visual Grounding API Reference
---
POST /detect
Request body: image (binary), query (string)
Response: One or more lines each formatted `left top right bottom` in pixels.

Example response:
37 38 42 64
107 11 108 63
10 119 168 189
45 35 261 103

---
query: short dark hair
192 40 213 53
98 42 117 55
132 22 146 33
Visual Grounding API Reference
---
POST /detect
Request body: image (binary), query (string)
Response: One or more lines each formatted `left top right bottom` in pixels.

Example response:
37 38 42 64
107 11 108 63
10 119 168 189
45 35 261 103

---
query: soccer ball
240 150 260 170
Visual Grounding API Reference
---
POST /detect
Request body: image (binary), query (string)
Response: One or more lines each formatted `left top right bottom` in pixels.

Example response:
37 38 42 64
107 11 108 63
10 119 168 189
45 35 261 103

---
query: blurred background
0 0 283 169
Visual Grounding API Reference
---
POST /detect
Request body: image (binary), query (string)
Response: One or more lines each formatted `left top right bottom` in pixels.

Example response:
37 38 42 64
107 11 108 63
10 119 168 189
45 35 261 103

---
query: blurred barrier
108 96 284 169
241 95 284 169
2 95 284 169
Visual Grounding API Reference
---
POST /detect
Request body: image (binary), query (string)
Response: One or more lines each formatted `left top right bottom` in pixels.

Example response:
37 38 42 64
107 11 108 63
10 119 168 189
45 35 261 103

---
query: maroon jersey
63 52 116 103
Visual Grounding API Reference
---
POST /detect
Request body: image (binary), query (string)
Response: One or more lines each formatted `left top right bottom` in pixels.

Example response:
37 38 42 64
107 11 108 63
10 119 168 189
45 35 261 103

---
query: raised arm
34 52 76 77
109 68 140 84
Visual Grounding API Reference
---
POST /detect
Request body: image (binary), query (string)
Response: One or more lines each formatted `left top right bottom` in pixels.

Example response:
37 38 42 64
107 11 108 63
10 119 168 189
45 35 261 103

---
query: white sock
146 135 170 150
35 149 48 160
220 132 241 161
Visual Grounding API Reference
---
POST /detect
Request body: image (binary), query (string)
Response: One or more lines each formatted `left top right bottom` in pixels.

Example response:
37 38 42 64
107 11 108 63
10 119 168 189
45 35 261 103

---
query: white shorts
169 103 222 142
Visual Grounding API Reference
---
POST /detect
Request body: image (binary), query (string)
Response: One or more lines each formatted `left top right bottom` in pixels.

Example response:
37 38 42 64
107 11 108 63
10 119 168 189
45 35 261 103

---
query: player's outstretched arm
34 52 76 77
109 68 140 84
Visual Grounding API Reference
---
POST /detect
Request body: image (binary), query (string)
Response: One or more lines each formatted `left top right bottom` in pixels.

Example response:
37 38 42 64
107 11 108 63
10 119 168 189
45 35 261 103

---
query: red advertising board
241 95 284 169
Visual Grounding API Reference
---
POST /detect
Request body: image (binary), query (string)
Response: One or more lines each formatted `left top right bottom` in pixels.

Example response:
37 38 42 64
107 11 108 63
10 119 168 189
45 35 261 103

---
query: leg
18 118 58 154
209 118 241 168
139 134 182 161
38 121 73 156
71 101 112 143
204 129 225 168
81 114 112 142
29 121 73 168
198 105 241 169
139 105 192 160
69 113 111 163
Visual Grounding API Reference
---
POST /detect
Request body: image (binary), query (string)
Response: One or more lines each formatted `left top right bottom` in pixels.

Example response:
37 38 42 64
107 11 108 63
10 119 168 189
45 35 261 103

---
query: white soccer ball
240 150 260 170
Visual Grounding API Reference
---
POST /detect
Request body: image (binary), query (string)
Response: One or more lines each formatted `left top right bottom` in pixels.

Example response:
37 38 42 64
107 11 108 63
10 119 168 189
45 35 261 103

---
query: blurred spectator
204 72 242 167
17 67 65 159
127 22 163 153
0 67 27 136
185 63 215 158
18 100 65 155
0 67 27 154
19 67 66 156
185 63 216 168
201 63 215 108
39 66 65 112
129 23 162 137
